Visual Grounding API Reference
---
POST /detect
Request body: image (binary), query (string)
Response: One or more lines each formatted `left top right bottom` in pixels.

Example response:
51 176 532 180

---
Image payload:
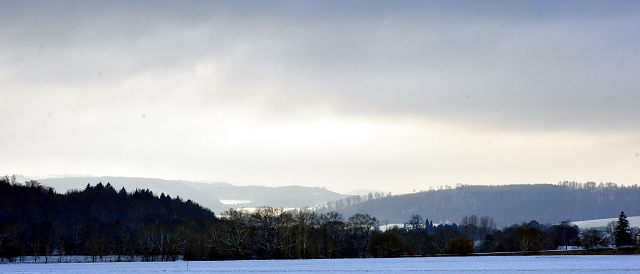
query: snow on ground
573 216 640 229
0 255 177 264
2 255 639 273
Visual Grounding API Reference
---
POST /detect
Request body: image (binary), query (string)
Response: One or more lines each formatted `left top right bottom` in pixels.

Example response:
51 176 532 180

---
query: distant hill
34 177 349 214
326 183 640 227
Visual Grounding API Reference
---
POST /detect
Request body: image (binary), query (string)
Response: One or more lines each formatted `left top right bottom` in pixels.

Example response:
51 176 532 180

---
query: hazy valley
30 176 349 214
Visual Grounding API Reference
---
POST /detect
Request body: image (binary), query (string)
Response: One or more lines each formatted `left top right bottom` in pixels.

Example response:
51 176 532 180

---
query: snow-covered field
2 255 639 273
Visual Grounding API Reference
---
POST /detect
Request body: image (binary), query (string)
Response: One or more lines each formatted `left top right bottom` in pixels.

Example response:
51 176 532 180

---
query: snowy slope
572 216 640 229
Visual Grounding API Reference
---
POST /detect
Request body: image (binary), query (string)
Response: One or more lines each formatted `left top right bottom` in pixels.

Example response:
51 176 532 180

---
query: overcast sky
1 1 639 194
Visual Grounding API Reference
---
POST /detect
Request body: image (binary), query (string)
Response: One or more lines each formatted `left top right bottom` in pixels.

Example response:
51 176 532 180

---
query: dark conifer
614 211 633 247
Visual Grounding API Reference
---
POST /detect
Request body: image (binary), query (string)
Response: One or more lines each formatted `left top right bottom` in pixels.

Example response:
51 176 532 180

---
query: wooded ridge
321 182 640 227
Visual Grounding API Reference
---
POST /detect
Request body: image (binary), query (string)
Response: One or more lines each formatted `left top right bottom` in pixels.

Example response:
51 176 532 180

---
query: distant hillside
328 182 640 227
35 176 349 214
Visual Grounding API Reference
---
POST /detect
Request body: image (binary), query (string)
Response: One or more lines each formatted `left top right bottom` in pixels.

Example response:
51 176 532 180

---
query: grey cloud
260 15 640 131
2 1 640 132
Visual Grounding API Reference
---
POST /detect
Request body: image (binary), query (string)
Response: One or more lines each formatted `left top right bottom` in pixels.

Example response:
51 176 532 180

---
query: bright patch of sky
2 1 640 194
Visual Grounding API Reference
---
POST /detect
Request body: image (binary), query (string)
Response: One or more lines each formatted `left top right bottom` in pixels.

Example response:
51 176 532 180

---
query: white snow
2 255 639 273
573 216 640 229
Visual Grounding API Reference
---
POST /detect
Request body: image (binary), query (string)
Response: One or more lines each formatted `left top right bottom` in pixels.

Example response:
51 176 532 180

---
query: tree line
1 176 637 262
316 191 391 212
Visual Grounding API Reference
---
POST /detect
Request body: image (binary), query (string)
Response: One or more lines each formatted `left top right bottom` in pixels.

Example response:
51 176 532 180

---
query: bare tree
318 211 345 258
347 213 378 257
219 209 251 258
292 209 318 259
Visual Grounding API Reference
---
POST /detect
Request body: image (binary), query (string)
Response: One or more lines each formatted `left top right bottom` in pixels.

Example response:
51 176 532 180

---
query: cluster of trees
206 208 379 260
211 211 636 258
371 215 579 256
378 212 638 256
1 176 638 262
0 176 215 261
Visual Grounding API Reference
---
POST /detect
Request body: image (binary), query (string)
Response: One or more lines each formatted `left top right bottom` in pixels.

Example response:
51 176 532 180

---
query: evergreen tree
614 211 633 247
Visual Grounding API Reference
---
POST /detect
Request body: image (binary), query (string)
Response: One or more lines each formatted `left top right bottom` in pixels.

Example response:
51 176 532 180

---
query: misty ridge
30 176 349 214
